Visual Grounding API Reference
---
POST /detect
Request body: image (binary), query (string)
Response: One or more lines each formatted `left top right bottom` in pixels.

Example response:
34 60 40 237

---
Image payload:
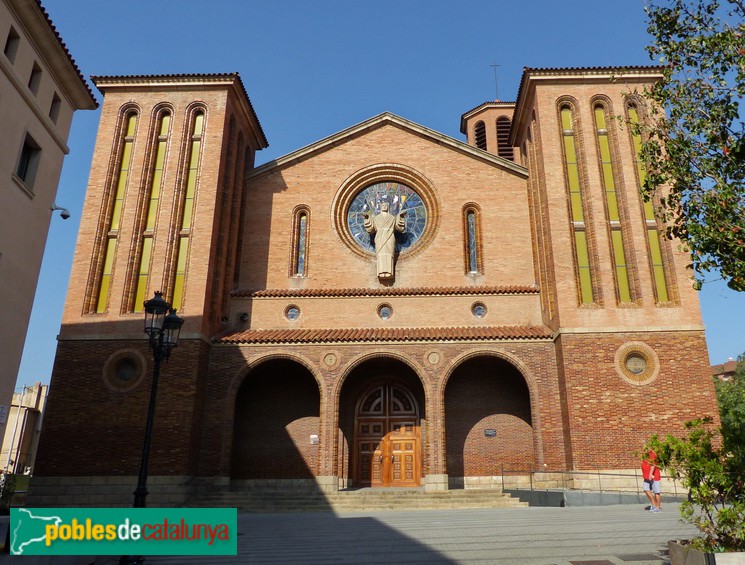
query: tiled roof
91 73 268 147
235 285 539 298
34 1 97 106
510 65 664 146
711 360 738 376
245 112 527 179
216 325 552 344
459 100 517 134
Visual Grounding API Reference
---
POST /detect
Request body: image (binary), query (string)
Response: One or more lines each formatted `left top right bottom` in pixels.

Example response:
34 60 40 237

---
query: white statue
363 202 407 280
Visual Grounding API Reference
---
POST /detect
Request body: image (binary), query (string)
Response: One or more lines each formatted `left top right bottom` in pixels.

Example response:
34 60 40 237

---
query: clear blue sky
16 0 745 388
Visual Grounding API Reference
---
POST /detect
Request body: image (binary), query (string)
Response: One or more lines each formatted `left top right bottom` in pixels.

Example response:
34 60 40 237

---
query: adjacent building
0 0 96 445
0 382 48 475
30 67 719 505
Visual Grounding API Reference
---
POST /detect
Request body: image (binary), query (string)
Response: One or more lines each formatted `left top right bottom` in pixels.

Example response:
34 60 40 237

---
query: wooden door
354 384 420 487
389 420 419 487
357 419 386 487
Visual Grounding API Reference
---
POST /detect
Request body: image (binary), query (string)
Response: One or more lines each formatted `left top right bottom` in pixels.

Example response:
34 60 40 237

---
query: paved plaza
0 503 698 564
148 503 695 565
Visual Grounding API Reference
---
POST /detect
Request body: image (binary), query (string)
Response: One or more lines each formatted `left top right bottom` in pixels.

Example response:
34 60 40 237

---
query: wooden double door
355 383 421 487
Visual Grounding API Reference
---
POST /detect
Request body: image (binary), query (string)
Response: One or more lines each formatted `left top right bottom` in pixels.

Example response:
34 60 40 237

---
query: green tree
715 353 745 464
638 0 745 290
647 417 745 552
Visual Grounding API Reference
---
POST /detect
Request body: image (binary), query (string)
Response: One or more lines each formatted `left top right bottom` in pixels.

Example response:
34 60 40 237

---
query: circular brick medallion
425 350 442 366
614 342 660 386
102 349 147 392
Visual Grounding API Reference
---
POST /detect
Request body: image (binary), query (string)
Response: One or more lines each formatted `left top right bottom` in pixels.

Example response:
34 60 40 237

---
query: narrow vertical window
474 121 487 150
291 208 309 276
594 105 631 303
49 93 61 123
496 116 514 160
28 62 42 95
96 112 137 313
560 105 594 304
628 104 670 303
463 205 481 274
171 110 204 311
4 26 20 62
16 133 41 188
233 145 253 290
133 112 171 312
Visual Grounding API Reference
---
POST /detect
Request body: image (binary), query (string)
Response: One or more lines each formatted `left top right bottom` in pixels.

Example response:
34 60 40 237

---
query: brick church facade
31 67 719 505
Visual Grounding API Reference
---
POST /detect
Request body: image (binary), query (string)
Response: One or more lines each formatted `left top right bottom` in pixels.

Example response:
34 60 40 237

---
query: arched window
560 105 594 304
291 207 310 276
463 204 482 274
496 116 514 160
171 110 204 311
594 103 631 303
474 121 487 150
133 110 171 312
627 102 670 303
95 111 137 313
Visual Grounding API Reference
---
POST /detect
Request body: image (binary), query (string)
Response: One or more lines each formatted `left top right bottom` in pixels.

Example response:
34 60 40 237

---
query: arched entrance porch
338 357 425 488
231 358 321 483
444 354 535 488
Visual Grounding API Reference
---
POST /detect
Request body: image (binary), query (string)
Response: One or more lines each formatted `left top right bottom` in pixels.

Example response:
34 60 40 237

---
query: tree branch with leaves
637 0 745 290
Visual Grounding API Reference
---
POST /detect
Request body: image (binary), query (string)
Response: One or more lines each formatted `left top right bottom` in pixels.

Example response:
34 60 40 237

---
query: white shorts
643 479 661 494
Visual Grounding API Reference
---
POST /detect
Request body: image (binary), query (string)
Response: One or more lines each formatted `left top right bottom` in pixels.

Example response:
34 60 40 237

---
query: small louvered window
496 117 514 160
474 121 487 150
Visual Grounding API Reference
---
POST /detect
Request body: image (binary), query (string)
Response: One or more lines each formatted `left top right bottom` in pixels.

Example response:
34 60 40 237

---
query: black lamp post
133 291 184 508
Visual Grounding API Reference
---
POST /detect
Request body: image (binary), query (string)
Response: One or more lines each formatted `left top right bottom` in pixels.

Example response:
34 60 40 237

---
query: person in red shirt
641 449 662 512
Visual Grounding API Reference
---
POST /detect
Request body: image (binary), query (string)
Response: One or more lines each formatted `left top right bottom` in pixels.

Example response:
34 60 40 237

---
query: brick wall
558 331 720 469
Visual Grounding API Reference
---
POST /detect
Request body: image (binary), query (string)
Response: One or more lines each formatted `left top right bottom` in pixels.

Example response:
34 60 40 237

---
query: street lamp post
133 291 184 508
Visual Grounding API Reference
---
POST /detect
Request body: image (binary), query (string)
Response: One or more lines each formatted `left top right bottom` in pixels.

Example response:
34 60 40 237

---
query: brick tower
32 74 267 502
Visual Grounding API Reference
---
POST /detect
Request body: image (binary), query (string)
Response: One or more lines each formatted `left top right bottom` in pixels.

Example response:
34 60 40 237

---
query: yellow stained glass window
595 105 631 303
96 238 117 313
171 111 204 310
629 103 670 302
647 228 669 303
575 231 594 304
171 238 189 311
561 107 594 304
612 230 631 303
134 113 170 311
96 113 137 312
133 237 152 312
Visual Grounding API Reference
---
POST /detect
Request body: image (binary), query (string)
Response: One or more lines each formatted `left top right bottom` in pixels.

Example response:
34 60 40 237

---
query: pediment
246 112 527 179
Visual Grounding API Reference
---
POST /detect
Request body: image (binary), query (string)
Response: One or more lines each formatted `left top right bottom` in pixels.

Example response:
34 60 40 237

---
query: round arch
228 355 323 482
442 351 541 486
335 354 427 488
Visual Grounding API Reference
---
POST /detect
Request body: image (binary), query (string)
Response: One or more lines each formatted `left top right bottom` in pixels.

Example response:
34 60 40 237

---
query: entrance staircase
188 487 528 512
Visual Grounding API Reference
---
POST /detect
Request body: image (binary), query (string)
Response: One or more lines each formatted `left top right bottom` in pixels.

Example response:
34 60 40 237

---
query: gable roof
246 111 528 179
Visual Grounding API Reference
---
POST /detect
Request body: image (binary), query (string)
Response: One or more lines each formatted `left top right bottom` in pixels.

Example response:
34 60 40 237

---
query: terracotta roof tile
459 100 517 134
34 1 97 106
235 285 538 299
91 73 267 146
512 66 664 142
216 325 552 345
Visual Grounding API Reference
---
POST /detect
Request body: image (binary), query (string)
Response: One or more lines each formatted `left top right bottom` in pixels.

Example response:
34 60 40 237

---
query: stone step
186 488 528 512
